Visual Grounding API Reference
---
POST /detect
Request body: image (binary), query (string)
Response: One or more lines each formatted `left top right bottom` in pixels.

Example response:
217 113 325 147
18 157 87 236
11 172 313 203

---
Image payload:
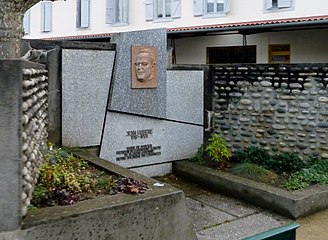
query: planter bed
173 161 328 219
21 151 196 240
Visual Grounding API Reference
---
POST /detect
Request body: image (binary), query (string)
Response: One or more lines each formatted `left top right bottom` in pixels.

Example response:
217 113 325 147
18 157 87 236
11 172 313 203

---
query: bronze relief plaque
131 46 158 89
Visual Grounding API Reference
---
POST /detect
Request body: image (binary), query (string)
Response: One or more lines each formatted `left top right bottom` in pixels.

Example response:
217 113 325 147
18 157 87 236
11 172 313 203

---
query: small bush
39 149 91 193
235 146 270 166
190 145 205 165
205 134 231 164
268 152 306 174
231 162 278 183
282 159 328 190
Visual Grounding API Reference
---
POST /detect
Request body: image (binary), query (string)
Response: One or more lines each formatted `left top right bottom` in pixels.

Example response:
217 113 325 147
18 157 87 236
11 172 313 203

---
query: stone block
130 163 172 177
62 49 115 147
109 28 167 118
99 112 203 168
166 70 204 124
0 60 22 231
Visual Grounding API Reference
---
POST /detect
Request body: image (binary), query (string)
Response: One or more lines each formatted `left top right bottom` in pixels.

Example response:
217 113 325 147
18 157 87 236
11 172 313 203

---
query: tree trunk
0 0 41 60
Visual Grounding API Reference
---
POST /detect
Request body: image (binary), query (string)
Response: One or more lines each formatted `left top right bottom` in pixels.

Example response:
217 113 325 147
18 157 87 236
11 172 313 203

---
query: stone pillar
0 60 22 231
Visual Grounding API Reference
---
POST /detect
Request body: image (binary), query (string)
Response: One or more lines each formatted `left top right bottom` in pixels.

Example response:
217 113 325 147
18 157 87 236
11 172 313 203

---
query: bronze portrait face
131 46 158 89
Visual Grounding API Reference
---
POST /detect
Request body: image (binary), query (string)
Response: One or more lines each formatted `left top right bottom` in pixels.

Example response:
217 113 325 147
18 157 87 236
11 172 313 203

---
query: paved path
297 208 328 240
155 174 328 240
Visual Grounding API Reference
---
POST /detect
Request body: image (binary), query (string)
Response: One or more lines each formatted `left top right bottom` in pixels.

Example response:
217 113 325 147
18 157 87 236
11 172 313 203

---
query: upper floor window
76 0 90 28
23 10 31 34
145 0 181 21
41 2 52 32
194 0 230 17
264 0 293 11
106 0 128 25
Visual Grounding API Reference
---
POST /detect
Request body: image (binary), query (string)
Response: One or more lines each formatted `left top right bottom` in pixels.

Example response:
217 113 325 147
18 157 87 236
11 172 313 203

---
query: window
194 0 230 16
269 44 290 64
207 46 256 64
77 0 90 28
41 2 52 32
265 0 293 11
106 0 128 25
145 0 181 21
23 10 31 34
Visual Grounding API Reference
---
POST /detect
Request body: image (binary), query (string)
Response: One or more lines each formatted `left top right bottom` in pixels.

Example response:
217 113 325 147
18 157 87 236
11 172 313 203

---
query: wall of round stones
212 64 328 160
21 68 48 217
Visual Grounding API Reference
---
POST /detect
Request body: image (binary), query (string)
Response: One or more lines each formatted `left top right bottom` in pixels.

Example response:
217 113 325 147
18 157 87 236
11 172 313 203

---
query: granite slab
62 49 115 147
99 111 203 168
109 28 167 118
166 70 204 125
130 163 172 177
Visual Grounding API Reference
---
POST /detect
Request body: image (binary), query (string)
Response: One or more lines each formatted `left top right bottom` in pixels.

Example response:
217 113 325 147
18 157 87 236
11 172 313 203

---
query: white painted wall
25 0 328 39
174 29 328 64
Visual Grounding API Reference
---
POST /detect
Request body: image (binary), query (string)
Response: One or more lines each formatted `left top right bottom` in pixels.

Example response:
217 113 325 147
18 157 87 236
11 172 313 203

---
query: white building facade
24 0 328 64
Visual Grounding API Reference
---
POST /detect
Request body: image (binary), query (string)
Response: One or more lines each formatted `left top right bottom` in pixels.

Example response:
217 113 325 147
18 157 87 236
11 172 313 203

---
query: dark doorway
207 45 256 64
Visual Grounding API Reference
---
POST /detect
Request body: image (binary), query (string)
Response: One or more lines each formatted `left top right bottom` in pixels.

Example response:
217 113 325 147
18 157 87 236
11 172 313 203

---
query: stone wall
211 64 328 159
0 60 46 232
21 67 48 217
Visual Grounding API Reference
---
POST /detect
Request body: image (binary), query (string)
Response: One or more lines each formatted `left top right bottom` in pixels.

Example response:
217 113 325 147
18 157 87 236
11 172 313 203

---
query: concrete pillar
0 60 22 231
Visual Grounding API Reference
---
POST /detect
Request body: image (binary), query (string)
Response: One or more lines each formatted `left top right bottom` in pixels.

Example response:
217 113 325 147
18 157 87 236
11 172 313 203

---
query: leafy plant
231 162 278 183
190 145 205 165
282 173 309 190
32 185 48 200
235 145 270 166
39 149 91 193
268 152 306 173
205 134 231 164
95 178 115 190
282 159 328 190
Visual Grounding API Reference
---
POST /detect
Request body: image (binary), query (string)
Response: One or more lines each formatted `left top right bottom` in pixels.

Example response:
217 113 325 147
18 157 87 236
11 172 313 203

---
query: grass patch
231 162 279 184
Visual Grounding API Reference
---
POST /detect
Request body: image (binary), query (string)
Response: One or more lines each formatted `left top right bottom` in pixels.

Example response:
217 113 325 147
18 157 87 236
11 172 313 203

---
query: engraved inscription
126 129 153 140
116 144 161 161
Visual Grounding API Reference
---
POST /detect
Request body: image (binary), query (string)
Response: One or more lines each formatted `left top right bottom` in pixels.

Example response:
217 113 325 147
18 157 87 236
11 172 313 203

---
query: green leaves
205 134 231 163
189 134 231 168
282 159 328 190
236 145 270 166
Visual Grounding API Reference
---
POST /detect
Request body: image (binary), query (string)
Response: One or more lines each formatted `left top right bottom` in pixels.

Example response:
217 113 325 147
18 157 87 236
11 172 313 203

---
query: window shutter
171 0 181 19
23 10 31 34
224 0 230 13
80 0 90 28
106 0 115 24
264 0 273 9
41 2 52 32
145 0 154 21
278 0 292 8
193 0 203 16
76 0 81 27
122 0 129 24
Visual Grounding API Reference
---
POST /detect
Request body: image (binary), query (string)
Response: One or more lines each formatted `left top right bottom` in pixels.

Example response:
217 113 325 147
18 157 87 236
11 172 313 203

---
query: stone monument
100 28 204 176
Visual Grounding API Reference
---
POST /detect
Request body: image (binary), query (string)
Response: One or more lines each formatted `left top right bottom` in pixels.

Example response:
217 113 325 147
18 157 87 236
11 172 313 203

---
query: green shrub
282 173 309 190
282 159 328 190
190 145 205 165
39 148 91 193
235 145 270 166
32 185 48 200
268 152 306 174
205 134 231 164
231 162 278 183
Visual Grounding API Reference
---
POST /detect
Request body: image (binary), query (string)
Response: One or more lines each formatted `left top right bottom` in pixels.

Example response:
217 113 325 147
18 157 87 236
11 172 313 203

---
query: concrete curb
173 161 328 219
21 151 197 240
